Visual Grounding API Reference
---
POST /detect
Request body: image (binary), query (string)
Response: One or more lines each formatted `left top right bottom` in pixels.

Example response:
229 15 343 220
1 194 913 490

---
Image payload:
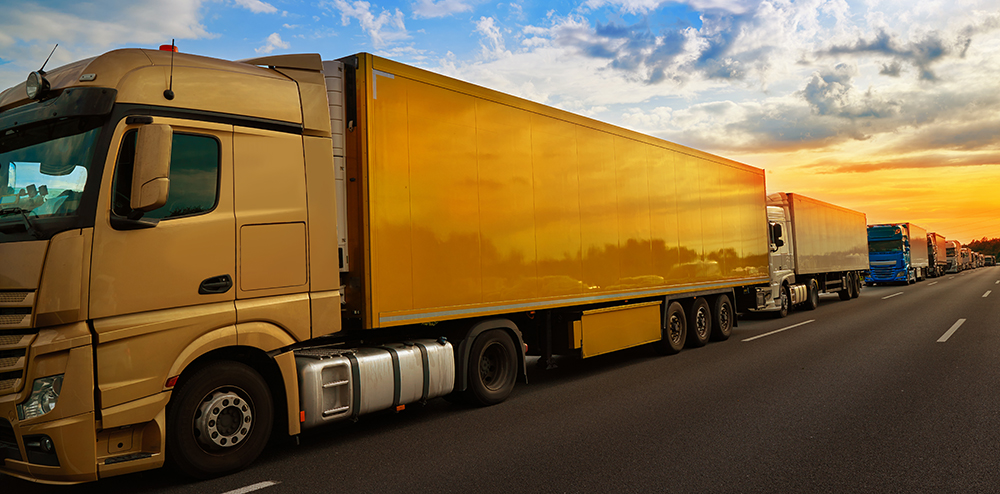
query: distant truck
926 232 948 278
961 248 973 270
758 193 868 317
866 223 929 284
946 240 963 273
986 255 996 266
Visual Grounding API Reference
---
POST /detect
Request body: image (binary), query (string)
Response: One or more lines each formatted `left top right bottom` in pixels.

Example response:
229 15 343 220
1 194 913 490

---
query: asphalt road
10 267 1000 493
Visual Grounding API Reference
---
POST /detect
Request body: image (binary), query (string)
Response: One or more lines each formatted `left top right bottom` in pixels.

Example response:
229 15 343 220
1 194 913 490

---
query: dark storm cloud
821 28 954 81
554 18 689 84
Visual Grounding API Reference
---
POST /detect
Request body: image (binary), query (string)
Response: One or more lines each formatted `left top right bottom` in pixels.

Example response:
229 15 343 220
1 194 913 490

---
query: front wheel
775 285 790 318
466 329 518 406
804 279 820 310
166 361 273 479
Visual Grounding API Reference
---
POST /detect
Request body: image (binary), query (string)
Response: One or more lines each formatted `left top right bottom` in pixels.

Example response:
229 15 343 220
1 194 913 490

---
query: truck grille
0 291 34 330
869 266 897 279
0 332 34 396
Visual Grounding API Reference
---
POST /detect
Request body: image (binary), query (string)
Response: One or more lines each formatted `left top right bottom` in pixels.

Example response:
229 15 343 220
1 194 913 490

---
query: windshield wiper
0 207 42 239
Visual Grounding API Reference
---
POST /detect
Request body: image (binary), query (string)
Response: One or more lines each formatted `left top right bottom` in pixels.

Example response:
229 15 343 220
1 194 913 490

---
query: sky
1 0 998 243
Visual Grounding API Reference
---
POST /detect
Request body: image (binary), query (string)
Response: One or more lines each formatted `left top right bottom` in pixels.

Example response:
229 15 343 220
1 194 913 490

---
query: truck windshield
868 240 903 253
0 118 102 241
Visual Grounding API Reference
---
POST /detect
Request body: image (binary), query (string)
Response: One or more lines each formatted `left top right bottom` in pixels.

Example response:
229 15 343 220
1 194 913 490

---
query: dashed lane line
938 319 966 343
221 481 281 494
742 319 815 342
928 281 939 286
882 292 904 300
984 290 992 298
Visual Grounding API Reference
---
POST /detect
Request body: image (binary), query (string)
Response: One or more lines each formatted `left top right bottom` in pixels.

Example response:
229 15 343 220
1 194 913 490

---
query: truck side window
112 130 221 219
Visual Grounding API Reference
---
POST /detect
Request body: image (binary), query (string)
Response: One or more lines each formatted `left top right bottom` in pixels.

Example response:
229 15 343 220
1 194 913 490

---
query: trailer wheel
775 285 790 318
654 302 687 354
166 361 273 479
804 279 820 310
686 298 712 347
467 329 517 406
709 295 733 341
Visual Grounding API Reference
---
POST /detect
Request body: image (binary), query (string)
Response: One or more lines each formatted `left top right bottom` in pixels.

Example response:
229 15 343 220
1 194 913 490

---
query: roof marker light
159 44 178 52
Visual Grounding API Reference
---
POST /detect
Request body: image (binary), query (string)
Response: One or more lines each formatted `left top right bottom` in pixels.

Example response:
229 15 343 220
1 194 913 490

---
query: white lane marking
984 290 992 298
221 481 280 494
938 319 966 343
995 280 999 284
928 281 939 286
882 292 904 300
950 276 956 279
743 319 815 342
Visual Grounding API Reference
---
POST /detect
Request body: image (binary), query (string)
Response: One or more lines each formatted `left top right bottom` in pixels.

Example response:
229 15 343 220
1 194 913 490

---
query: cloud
820 28 956 81
233 0 278 14
806 153 1000 174
475 17 510 60
412 0 475 19
255 32 290 54
326 0 409 48
0 0 212 90
582 0 757 15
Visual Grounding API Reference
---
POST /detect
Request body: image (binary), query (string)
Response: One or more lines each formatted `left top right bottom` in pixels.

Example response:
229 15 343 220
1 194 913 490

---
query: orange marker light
395 405 405 412
165 376 179 388
300 411 306 423
159 44 178 52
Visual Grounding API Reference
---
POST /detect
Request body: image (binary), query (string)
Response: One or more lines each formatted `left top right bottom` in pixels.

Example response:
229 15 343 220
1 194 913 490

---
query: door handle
199 274 233 294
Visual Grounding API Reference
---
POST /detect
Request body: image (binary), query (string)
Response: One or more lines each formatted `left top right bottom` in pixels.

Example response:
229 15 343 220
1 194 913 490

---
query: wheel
804 279 819 310
166 361 273 479
466 329 517 406
654 301 687 354
850 272 861 298
686 298 712 347
709 295 733 341
775 285 790 318
838 274 851 301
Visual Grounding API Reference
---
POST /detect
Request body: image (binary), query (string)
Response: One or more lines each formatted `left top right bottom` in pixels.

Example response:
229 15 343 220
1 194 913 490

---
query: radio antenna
38 44 58 74
164 39 176 100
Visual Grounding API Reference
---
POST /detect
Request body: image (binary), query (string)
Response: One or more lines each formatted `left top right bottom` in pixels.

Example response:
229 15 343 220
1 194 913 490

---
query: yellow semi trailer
0 47 770 483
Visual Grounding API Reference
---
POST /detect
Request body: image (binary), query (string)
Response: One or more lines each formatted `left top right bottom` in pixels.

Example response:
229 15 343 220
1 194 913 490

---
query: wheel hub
194 390 252 449
695 308 709 337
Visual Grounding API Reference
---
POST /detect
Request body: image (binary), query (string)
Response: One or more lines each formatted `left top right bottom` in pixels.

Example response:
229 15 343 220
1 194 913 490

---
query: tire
466 329 518 406
654 301 687 354
709 295 733 341
166 361 273 479
686 298 712 348
838 274 851 301
775 285 790 318
850 272 861 298
804 279 819 310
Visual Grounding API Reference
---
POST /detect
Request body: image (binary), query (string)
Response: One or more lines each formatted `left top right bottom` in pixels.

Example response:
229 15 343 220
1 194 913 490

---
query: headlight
26 71 50 100
17 374 64 421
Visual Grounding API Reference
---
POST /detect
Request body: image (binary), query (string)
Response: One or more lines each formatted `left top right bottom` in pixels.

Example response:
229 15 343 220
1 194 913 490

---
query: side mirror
131 124 172 212
771 222 784 248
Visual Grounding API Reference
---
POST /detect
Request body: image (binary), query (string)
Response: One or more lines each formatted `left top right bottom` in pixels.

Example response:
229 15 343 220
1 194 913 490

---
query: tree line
968 237 1000 258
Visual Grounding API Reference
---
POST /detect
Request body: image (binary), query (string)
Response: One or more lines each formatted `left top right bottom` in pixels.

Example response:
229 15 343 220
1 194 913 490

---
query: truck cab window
112 130 220 220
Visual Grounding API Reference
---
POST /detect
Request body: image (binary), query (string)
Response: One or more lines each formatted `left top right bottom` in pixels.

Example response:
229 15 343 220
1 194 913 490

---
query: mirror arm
110 214 159 230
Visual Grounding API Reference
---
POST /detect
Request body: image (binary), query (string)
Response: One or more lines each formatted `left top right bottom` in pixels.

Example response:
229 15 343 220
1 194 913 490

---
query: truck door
89 117 236 410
